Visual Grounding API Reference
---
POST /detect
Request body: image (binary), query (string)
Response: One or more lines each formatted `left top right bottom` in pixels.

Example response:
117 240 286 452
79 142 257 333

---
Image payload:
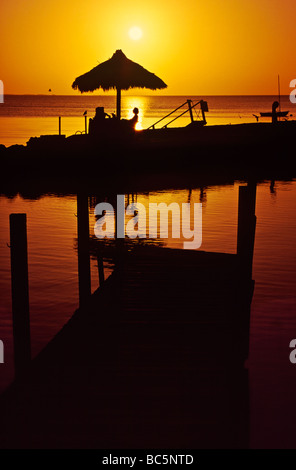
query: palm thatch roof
72 49 167 93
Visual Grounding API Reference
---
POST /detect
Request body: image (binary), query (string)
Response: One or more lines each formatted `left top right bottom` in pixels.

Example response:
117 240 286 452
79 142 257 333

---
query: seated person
89 107 111 135
130 107 139 129
120 107 139 131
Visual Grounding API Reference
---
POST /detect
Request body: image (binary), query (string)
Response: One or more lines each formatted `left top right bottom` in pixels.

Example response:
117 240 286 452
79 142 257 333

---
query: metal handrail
146 100 190 129
162 101 203 128
147 100 203 130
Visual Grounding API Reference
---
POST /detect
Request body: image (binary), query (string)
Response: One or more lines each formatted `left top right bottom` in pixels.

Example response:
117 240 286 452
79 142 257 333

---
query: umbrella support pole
9 213 31 378
116 87 121 120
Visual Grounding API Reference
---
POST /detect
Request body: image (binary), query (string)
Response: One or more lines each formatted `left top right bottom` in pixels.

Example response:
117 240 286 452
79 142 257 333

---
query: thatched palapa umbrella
72 49 167 119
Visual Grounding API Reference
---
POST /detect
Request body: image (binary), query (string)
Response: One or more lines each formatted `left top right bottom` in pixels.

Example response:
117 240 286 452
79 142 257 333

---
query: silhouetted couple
89 106 139 136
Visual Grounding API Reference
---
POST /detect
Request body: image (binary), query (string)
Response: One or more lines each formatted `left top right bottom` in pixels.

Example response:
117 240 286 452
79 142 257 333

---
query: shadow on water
0 172 238 201
0 173 294 203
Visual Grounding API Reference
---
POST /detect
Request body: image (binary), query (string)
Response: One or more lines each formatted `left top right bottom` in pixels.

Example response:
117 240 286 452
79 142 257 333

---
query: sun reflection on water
124 96 149 130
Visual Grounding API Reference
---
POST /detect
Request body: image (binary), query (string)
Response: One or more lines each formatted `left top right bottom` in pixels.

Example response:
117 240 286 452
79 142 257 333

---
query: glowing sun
128 26 143 41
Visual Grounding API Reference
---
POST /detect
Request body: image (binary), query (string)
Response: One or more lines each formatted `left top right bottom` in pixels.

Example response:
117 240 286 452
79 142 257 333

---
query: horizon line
3 93 290 97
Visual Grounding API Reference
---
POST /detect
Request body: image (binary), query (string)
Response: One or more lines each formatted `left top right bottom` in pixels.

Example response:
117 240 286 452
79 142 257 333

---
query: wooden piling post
59 116 61 135
85 115 88 134
77 194 91 307
236 182 257 360
237 182 257 279
9 214 31 378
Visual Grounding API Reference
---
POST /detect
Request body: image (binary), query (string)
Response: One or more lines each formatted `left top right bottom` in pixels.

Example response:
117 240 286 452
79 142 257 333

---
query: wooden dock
0 185 256 449
1 121 296 191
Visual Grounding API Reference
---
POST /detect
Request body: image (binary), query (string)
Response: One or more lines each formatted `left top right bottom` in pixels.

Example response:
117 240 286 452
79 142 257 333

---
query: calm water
0 94 293 146
0 180 295 448
0 94 295 447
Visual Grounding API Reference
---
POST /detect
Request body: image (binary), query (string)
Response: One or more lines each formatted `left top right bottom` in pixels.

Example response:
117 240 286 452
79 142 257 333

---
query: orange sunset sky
1 0 295 95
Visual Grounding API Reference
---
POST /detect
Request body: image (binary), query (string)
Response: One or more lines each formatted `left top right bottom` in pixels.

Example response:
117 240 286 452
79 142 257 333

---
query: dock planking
0 246 251 448
0 185 256 449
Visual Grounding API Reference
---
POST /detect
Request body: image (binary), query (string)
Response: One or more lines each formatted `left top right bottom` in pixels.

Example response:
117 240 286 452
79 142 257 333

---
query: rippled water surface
0 94 293 146
0 179 295 448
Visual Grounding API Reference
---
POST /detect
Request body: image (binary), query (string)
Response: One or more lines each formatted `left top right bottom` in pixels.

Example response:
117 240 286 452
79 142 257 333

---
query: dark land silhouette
0 119 295 194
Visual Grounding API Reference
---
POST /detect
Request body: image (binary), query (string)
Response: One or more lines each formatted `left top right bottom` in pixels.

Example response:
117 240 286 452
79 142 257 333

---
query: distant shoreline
2 94 289 98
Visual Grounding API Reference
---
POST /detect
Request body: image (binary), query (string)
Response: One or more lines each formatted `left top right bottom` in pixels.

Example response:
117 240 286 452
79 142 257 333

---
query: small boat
260 77 289 120
260 110 289 118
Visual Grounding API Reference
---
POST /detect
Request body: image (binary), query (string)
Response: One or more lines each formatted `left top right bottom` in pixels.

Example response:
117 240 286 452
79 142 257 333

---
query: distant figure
272 101 279 124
